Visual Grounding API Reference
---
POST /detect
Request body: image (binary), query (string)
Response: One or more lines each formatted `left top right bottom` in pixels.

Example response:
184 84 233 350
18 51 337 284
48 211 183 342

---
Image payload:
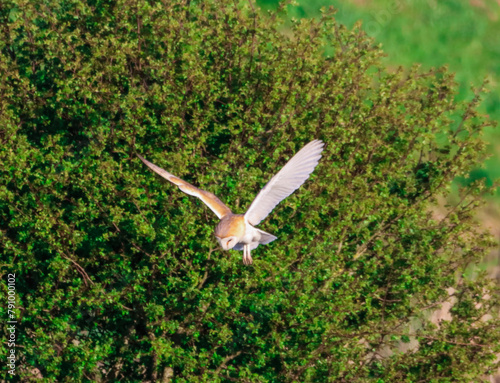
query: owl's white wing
245 139 324 226
137 154 232 219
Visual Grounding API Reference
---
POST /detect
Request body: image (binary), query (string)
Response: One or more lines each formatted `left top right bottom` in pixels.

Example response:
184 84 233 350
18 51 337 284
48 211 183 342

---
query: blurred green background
258 0 500 238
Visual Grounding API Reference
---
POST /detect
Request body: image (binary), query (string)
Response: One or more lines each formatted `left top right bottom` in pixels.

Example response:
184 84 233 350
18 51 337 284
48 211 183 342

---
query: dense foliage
1 0 499 381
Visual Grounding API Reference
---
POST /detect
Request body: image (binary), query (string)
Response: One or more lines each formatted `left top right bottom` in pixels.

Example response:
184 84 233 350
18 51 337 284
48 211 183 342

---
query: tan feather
137 153 232 219
214 215 246 238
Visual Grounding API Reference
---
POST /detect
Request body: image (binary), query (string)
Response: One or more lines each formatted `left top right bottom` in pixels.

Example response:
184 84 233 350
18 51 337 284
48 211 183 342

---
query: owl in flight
137 140 324 265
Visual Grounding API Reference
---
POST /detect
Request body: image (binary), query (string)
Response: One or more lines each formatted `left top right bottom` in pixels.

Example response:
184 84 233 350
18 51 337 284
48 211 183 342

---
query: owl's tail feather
257 229 277 245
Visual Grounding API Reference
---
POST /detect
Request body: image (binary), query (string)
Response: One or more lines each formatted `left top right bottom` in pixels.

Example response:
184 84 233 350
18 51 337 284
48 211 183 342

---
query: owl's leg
243 244 253 265
243 245 248 265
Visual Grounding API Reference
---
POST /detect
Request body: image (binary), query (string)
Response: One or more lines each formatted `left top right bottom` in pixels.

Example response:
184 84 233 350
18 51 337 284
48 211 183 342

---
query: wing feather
244 140 324 226
137 154 232 219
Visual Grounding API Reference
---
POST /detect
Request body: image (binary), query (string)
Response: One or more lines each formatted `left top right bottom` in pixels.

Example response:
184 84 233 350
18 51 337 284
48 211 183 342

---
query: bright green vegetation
259 0 500 190
1 0 500 381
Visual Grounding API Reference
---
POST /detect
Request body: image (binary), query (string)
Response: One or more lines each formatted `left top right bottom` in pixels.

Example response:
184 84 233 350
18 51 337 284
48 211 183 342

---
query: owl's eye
227 239 232 245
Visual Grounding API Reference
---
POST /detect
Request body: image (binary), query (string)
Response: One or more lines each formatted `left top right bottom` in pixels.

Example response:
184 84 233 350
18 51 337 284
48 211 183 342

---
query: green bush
1 0 499 381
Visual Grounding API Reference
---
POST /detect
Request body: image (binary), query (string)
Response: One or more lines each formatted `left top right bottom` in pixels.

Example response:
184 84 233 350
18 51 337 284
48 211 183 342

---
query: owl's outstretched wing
244 140 324 226
137 154 232 219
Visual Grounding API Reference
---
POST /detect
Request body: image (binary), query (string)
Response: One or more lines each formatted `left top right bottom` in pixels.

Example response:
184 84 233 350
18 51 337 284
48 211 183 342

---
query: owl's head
216 236 238 250
214 214 245 251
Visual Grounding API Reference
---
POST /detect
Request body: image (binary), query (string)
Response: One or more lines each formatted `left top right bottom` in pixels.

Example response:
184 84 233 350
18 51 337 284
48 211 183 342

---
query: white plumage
245 139 325 226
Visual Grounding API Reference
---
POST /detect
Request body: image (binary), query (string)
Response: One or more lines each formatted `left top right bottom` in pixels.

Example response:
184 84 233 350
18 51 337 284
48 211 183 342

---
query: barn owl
137 140 324 265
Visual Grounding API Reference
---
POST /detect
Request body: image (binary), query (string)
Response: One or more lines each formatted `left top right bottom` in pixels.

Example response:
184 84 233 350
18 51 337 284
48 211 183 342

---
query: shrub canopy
1 0 499 381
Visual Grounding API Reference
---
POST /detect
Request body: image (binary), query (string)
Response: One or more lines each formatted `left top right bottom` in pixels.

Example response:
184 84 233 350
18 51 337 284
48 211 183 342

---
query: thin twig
214 351 243 374
61 253 94 286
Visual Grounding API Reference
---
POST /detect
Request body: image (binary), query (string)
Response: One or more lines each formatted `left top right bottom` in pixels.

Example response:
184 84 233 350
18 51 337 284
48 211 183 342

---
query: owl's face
214 215 245 251
216 236 238 251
